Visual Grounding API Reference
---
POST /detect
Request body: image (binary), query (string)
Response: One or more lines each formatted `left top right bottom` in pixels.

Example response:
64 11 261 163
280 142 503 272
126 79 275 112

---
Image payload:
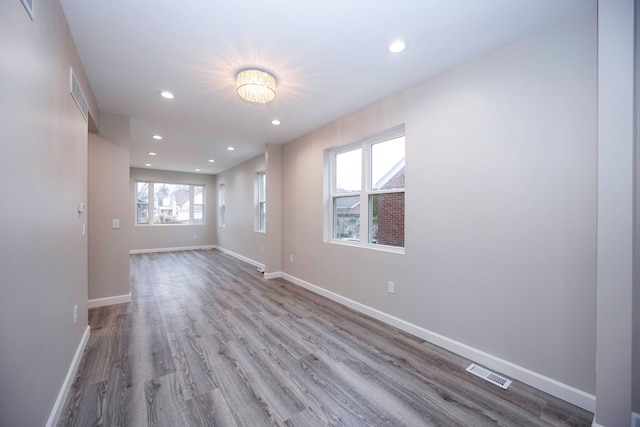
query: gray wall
129 168 217 251
281 8 597 395
265 144 282 274
216 154 267 265
0 0 98 425
88 113 131 300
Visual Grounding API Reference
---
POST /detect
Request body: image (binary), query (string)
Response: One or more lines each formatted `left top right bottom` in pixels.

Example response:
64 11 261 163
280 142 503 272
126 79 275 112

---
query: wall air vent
466 363 512 389
69 68 88 121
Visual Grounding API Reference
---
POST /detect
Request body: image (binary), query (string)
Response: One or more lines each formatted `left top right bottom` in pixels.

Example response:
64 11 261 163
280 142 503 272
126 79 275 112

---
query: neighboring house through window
326 125 405 251
135 181 205 225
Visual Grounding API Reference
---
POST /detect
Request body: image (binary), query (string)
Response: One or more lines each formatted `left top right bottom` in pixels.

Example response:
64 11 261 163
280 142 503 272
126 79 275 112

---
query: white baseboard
263 271 281 280
88 293 131 308
215 246 264 271
279 272 596 413
129 245 215 254
46 325 90 427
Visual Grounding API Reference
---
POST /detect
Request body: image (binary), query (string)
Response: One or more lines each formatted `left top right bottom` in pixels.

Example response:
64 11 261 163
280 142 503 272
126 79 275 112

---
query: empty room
0 1 637 426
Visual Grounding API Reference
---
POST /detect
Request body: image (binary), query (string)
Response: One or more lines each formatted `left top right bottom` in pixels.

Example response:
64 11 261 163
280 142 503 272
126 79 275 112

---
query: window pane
136 182 149 224
193 185 204 224
371 137 405 190
333 195 360 241
193 205 203 224
218 184 226 226
335 148 362 193
259 202 266 231
369 192 404 247
154 183 190 224
137 182 149 202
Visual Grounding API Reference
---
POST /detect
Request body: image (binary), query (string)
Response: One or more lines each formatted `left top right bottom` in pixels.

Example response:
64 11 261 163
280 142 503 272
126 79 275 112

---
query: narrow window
218 183 226 226
255 171 266 232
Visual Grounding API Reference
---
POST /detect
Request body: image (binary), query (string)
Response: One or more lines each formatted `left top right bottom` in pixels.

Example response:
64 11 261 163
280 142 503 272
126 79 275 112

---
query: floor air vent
466 363 512 389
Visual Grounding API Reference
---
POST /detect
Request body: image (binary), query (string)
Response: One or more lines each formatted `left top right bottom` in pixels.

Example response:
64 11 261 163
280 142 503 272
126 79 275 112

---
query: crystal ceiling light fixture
236 69 276 104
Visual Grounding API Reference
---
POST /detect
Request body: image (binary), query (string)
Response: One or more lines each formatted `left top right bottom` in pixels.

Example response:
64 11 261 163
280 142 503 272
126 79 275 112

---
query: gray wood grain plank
58 249 593 427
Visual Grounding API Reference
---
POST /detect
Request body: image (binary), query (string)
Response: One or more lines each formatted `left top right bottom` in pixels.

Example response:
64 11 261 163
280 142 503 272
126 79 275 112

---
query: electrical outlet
388 281 395 294
73 305 78 323
261 246 264 252
289 254 293 262
193 234 197 239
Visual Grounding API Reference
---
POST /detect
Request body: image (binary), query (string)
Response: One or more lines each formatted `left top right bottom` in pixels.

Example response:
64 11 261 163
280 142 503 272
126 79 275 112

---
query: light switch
112 219 120 229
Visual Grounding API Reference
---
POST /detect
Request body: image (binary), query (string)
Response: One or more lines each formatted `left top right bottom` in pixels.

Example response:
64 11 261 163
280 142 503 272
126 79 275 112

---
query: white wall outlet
289 254 293 262
261 246 264 252
112 218 120 229
77 202 85 214
73 305 78 323
193 234 197 239
388 281 395 294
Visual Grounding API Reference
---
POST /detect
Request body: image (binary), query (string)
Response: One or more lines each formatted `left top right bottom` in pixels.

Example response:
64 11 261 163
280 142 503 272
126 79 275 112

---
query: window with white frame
135 181 205 225
255 171 266 232
218 183 226 226
326 125 405 250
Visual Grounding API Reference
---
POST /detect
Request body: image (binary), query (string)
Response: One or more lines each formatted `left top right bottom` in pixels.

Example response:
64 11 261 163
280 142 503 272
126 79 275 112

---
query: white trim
279 272 596 413
263 271 282 280
216 246 264 270
88 293 132 308
46 325 90 427
129 245 215 254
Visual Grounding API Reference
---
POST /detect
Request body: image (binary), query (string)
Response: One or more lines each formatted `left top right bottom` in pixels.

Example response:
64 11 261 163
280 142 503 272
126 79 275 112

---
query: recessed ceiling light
152 135 163 140
195 168 200 172
227 146 235 151
145 163 152 167
160 91 174 99
208 159 215 163
272 119 281 125
388 40 406 53
148 152 157 156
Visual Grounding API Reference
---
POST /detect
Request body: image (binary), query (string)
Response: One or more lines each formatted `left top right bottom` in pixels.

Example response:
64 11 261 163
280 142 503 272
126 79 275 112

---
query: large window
255 171 266 232
327 125 405 250
135 181 205 225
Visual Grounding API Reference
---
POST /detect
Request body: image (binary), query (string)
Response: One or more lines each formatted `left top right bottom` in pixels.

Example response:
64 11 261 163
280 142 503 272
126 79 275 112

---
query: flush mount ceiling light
236 69 276 104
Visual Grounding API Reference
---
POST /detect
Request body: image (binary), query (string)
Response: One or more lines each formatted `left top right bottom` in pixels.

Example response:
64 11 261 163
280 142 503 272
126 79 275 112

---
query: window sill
326 239 404 254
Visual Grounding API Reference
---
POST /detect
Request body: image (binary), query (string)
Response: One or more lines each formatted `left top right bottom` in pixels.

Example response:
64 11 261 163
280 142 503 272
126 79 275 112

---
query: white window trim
325 125 405 254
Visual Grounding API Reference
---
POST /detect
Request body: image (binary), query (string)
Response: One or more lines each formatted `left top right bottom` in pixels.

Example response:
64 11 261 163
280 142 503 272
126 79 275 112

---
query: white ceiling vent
466 363 512 389
69 68 88 121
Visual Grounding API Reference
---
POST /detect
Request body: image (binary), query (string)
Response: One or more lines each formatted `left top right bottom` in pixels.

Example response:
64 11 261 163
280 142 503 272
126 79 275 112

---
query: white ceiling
60 0 595 175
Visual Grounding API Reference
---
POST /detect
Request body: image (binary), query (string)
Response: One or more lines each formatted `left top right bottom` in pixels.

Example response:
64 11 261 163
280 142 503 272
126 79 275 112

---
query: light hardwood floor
58 249 593 426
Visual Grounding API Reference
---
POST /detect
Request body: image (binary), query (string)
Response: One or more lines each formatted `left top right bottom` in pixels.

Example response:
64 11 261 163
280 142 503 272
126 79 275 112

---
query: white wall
216 154 267 265
0 0 98 425
129 167 217 251
88 113 131 301
281 7 597 402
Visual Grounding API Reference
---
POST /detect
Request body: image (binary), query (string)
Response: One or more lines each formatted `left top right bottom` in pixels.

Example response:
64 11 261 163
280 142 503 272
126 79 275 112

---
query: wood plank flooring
58 249 594 426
